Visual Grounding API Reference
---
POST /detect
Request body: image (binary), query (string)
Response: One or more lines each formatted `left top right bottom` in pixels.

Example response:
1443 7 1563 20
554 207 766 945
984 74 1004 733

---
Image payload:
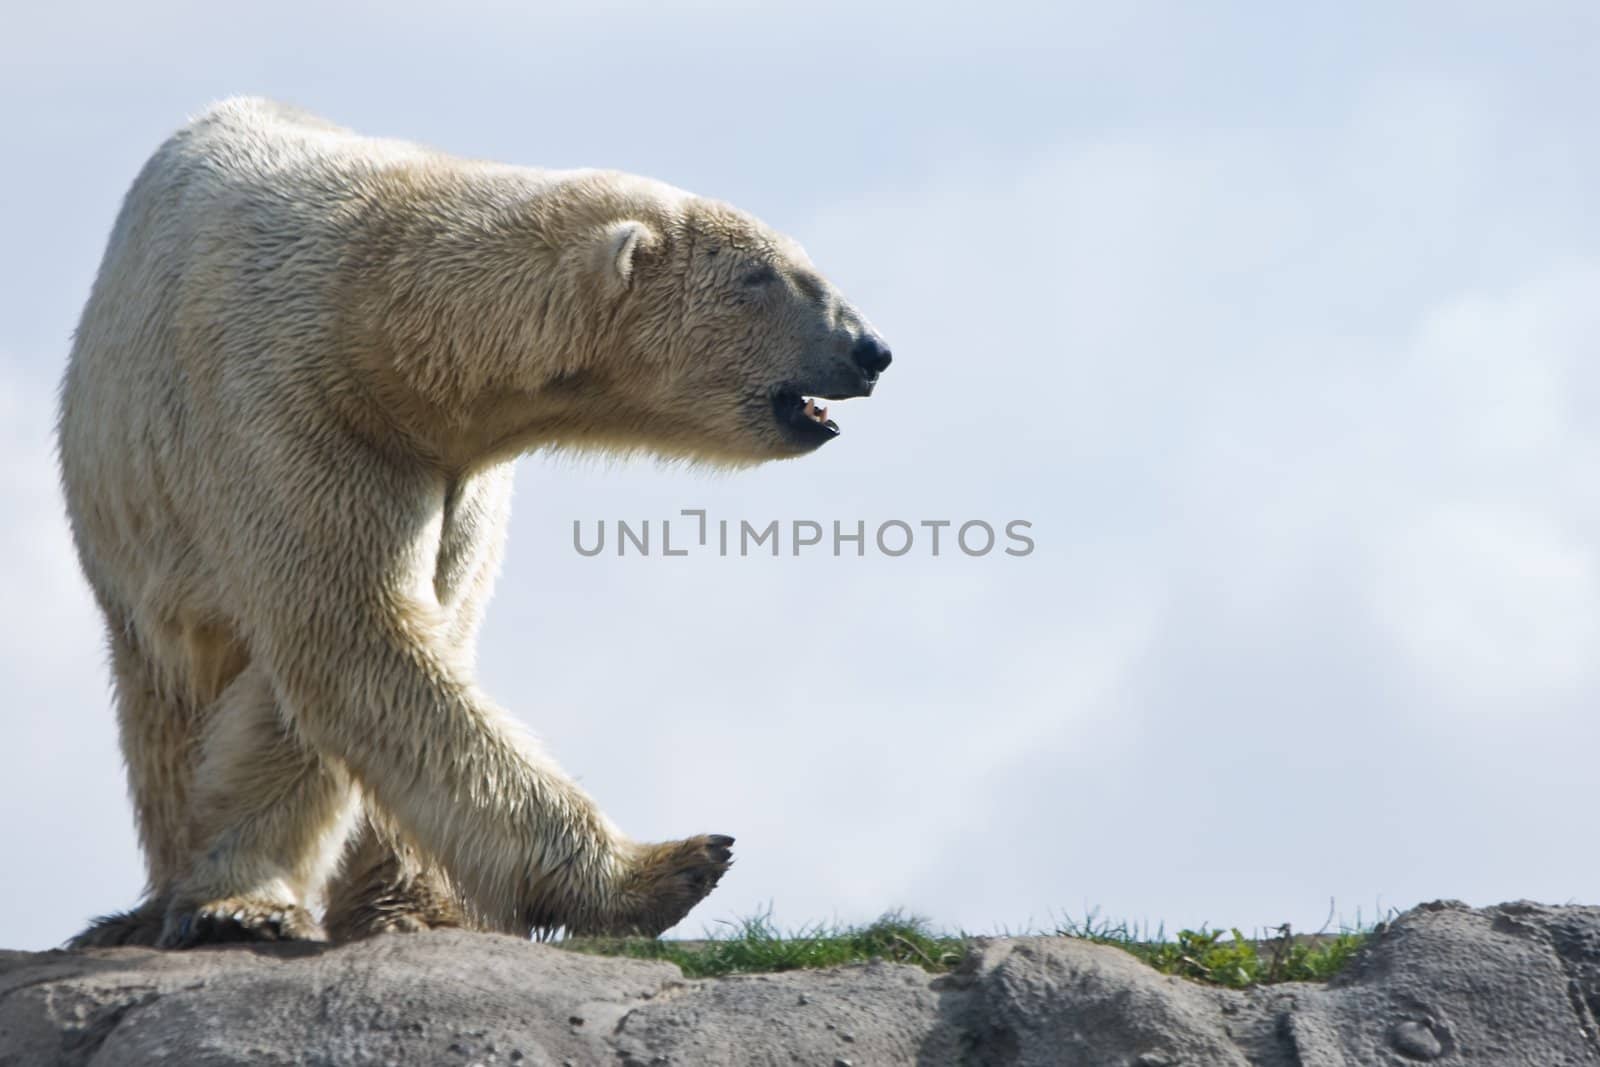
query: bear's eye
741 265 778 287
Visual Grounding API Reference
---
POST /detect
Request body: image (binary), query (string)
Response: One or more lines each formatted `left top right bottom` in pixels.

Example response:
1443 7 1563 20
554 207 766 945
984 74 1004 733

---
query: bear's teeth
796 396 833 425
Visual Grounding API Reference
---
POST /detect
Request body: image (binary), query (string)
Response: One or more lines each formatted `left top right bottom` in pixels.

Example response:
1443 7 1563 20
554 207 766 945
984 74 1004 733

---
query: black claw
170 910 265 947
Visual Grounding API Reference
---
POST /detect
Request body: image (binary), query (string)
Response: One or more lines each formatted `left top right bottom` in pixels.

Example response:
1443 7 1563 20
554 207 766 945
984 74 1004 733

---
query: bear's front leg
231 437 733 938
276 629 732 938
562 834 735 937
160 663 358 947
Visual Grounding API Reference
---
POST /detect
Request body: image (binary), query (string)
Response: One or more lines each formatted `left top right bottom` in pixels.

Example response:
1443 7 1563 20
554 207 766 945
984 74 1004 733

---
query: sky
1 1 1597 951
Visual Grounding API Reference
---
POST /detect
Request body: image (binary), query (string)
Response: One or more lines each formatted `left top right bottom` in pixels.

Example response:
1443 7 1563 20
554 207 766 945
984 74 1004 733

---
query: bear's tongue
801 397 830 425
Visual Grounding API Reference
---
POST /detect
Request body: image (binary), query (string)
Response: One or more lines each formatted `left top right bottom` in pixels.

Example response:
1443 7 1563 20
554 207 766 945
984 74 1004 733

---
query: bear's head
574 192 891 465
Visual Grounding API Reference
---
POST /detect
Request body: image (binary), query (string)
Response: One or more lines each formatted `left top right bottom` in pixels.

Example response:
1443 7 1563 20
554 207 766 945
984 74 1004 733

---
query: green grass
562 910 965 979
560 908 1378 989
1055 911 1372 989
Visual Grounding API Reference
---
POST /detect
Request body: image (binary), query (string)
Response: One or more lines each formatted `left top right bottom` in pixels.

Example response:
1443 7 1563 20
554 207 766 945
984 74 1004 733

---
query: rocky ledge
2 900 1598 1065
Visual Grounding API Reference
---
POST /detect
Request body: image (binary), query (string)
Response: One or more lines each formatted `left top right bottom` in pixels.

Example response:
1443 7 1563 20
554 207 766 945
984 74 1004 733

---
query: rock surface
3 901 1598 1065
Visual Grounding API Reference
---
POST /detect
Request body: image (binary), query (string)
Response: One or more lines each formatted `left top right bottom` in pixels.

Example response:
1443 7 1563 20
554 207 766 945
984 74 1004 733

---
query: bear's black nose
852 335 893 376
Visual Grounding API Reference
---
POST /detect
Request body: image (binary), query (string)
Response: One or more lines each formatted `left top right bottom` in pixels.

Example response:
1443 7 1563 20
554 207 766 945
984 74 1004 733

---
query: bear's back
56 100 445 609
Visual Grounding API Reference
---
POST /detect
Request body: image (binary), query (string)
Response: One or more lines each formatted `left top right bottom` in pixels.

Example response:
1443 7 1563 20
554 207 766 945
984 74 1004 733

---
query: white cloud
1364 266 1600 715
1372 506 1598 711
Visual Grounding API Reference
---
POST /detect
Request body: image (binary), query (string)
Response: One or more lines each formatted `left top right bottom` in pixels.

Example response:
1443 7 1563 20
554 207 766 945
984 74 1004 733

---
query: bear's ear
596 220 657 290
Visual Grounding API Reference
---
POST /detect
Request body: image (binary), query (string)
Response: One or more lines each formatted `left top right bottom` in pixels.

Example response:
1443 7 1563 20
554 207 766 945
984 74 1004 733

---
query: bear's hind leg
69 613 200 949
323 812 466 941
161 663 358 947
67 900 167 949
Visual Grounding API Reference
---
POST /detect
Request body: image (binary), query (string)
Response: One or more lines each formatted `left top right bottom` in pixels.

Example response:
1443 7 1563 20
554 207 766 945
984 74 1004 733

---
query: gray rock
1281 900 1600 1067
931 937 1249 1065
1 901 1597 1066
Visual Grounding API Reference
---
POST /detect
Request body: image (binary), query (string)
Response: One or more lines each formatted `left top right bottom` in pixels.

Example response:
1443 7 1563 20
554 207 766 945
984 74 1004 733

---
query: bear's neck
337 167 647 472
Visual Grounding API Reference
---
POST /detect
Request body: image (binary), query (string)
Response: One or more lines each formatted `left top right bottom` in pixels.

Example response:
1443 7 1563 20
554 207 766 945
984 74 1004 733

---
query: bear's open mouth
773 389 841 444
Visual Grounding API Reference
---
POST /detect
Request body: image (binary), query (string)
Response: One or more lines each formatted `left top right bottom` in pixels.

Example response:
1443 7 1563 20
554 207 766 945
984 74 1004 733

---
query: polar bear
57 98 891 948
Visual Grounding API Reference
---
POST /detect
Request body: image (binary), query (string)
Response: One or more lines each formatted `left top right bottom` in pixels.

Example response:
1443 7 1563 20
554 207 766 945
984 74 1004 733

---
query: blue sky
2 2 1597 950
